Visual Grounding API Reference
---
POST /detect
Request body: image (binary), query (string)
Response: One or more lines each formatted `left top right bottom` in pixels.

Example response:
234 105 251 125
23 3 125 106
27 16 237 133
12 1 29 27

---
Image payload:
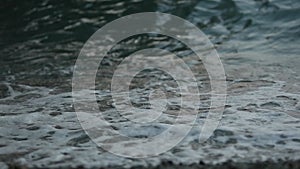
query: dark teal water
1 0 299 89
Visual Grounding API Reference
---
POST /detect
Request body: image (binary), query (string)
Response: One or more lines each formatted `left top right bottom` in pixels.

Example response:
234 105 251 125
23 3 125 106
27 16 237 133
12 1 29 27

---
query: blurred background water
1 0 299 90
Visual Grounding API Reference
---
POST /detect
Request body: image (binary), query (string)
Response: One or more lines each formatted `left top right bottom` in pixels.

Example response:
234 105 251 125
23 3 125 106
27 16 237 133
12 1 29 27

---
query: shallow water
0 0 300 168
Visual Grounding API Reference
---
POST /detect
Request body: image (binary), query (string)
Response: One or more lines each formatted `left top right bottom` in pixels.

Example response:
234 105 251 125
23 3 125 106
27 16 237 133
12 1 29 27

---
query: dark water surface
0 0 299 168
